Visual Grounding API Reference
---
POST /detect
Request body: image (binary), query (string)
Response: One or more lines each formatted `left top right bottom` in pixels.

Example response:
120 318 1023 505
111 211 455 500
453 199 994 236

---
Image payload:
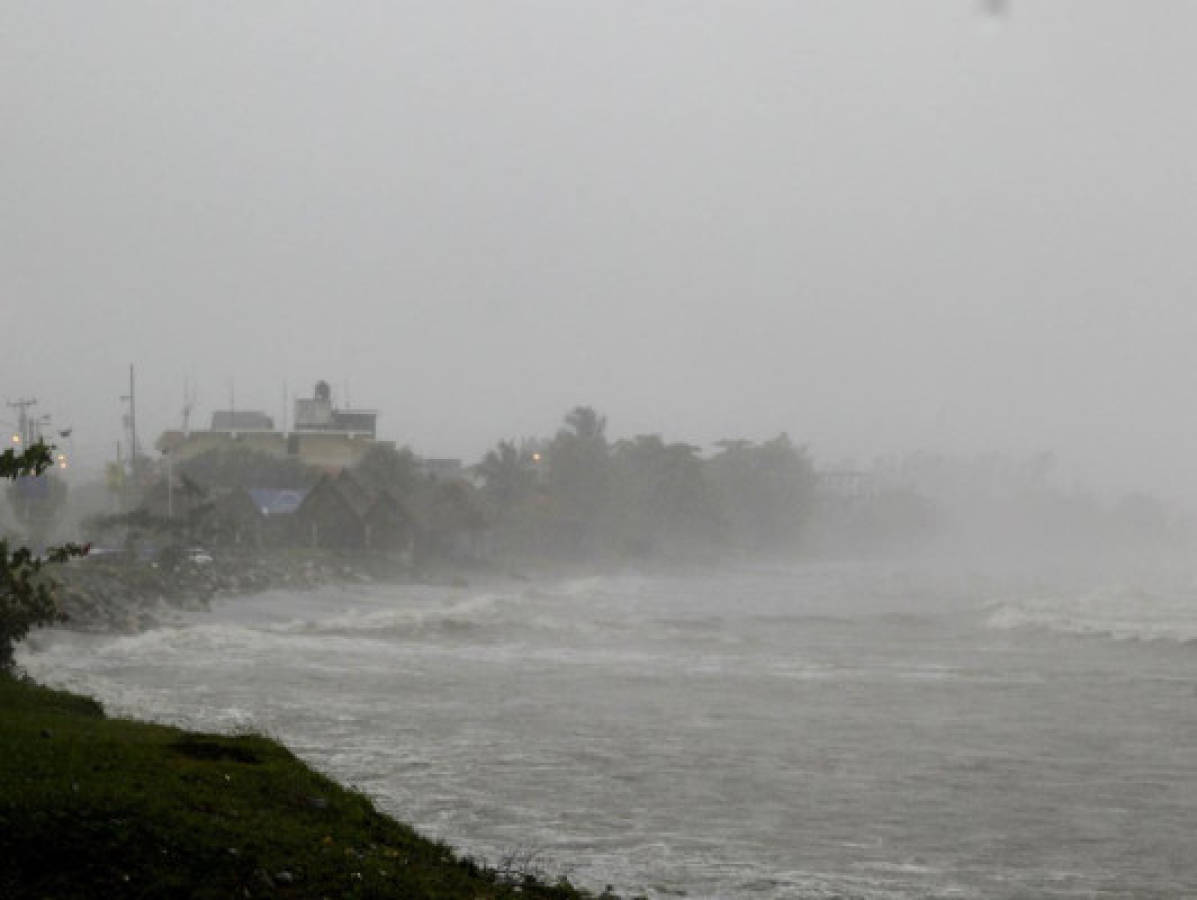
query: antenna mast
181 378 196 435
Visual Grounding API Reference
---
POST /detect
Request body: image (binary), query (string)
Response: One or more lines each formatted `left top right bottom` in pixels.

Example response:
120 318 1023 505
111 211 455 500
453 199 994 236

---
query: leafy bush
0 441 87 672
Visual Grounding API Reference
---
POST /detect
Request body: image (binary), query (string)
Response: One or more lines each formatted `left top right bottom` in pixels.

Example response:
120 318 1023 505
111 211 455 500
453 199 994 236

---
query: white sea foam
89 622 341 659
985 583 1197 643
269 591 515 636
17 568 1197 898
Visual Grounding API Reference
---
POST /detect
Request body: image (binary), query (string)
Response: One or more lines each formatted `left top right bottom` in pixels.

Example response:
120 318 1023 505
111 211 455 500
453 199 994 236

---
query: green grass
0 676 596 899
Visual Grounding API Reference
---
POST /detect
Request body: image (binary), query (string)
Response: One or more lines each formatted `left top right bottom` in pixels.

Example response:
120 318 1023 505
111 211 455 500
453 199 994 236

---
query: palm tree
353 443 418 500
563 406 606 442
474 440 535 516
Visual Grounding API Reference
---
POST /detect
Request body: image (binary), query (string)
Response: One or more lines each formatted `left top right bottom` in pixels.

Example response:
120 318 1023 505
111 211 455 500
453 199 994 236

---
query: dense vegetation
0 441 86 671
372 407 820 563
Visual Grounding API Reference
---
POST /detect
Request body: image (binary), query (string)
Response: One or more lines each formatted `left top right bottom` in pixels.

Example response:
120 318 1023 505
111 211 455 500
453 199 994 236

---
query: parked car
184 547 213 565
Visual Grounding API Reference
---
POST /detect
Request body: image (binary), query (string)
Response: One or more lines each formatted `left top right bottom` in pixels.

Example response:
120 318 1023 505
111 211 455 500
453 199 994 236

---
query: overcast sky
5 3 1197 499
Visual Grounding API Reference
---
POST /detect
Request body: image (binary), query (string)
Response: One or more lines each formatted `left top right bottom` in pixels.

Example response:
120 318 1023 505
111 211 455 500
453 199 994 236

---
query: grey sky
5 3 1197 499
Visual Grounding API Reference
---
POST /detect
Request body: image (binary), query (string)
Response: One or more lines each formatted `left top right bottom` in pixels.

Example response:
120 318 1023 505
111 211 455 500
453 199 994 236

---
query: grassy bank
0 676 596 899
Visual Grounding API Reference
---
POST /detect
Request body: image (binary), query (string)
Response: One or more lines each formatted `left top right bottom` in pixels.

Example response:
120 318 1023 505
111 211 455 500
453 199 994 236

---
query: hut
294 472 415 552
247 487 309 546
363 490 416 554
295 475 367 549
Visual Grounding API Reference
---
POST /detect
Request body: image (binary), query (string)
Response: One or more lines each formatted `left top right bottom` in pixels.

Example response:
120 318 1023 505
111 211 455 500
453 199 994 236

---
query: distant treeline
43 405 1189 569
467 406 819 561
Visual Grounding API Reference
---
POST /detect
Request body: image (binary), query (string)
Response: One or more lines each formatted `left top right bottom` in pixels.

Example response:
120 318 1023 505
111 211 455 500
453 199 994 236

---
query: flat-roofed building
156 379 383 472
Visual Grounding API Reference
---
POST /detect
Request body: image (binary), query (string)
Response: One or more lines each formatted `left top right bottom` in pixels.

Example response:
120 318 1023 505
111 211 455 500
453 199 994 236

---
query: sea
17 563 1197 898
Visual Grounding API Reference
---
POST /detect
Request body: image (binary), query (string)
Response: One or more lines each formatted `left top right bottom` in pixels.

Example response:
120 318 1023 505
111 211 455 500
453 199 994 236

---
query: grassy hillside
0 676 596 899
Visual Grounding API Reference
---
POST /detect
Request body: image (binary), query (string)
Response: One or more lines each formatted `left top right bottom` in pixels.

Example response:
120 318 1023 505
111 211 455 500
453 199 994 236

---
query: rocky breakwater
51 551 416 633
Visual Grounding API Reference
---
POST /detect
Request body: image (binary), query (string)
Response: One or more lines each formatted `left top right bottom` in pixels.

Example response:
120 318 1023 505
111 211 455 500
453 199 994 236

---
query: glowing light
531 452 542 462
10 434 19 444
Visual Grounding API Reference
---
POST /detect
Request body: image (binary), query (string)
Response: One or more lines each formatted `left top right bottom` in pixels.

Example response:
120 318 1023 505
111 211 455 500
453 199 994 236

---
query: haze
5 2 1196 502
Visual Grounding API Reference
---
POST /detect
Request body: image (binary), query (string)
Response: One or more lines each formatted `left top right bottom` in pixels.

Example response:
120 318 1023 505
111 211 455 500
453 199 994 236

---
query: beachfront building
156 380 387 473
296 470 415 553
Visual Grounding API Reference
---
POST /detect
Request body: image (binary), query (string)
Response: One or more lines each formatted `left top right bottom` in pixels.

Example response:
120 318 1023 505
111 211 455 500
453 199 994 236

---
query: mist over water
9 5 1197 896
21 565 1197 898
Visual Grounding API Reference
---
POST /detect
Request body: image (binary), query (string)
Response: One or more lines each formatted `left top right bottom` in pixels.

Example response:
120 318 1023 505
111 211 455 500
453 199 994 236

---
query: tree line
367 405 819 562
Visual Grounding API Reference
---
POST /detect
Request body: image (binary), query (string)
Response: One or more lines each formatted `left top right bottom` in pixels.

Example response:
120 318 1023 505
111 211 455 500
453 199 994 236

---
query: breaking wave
271 591 519 638
985 583 1197 644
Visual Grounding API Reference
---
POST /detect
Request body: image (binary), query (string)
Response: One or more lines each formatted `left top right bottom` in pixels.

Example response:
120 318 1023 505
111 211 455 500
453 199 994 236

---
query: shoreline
51 548 463 634
47 545 747 637
0 674 611 899
11 554 651 897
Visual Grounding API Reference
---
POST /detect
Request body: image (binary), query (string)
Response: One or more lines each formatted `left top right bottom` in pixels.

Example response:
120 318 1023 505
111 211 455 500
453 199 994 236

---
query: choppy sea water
18 565 1197 898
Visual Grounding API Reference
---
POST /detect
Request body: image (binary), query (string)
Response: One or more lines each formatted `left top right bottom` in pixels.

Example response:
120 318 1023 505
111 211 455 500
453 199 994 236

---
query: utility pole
7 397 37 445
115 440 125 513
120 365 138 472
7 399 38 529
129 364 137 469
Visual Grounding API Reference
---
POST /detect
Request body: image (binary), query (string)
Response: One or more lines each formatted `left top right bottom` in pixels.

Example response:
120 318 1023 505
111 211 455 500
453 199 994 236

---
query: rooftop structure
210 410 275 432
293 380 376 437
247 488 309 517
156 379 384 473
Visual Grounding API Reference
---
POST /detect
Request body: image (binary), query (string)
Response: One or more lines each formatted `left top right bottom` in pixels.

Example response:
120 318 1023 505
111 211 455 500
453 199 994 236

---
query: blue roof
247 488 308 516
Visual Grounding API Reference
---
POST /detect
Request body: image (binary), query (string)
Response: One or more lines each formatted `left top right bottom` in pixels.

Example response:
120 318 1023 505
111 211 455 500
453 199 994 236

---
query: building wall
237 432 288 458
294 397 333 429
162 431 287 463
292 433 373 471
159 430 391 473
